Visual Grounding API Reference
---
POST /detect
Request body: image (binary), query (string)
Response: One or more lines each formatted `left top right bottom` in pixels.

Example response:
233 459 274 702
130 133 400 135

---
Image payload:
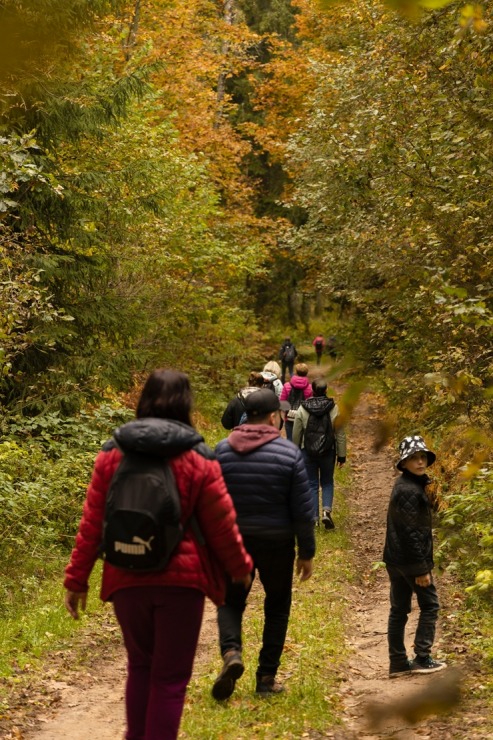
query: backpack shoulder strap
192 440 216 460
190 515 205 545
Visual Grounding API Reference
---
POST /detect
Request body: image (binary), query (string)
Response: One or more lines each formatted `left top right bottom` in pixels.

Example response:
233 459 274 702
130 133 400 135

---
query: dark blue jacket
383 470 434 576
215 424 315 560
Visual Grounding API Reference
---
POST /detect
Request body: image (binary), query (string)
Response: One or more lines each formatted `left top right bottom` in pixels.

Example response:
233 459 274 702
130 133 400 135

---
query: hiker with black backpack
221 371 264 430
292 378 346 529
64 369 252 740
280 363 312 441
278 337 298 383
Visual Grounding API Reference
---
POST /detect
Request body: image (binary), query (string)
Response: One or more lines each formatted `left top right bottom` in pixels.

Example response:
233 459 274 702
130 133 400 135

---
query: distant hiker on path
326 335 338 360
212 389 315 699
312 334 325 365
384 435 447 678
64 369 252 740
221 371 264 430
278 337 298 383
292 378 346 530
280 363 312 441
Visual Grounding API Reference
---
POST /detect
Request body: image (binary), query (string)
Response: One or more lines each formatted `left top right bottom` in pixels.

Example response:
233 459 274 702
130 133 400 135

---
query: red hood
228 424 280 454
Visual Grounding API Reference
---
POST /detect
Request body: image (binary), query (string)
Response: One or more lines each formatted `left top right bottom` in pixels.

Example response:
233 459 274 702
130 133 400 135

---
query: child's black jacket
383 470 434 576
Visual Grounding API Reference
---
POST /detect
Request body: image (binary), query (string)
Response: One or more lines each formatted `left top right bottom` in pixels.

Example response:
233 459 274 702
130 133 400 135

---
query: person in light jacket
292 378 346 530
262 360 283 398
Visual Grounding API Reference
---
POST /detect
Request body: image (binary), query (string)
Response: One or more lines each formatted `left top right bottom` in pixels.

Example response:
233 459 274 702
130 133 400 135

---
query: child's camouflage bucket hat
396 435 436 471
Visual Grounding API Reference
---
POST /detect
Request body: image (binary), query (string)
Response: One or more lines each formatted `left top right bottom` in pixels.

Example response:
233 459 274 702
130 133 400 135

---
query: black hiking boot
255 675 285 695
212 650 244 701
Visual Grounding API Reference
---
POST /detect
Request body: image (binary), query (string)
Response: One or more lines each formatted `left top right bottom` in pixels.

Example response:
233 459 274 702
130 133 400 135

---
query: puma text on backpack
304 410 335 458
103 454 183 572
287 385 305 420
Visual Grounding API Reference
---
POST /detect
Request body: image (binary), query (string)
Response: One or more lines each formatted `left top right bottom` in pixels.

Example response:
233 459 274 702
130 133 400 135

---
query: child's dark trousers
386 565 440 669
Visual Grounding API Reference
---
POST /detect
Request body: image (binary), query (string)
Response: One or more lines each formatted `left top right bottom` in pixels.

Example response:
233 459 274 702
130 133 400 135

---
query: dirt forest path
338 392 453 739
9 384 490 739
333 388 487 739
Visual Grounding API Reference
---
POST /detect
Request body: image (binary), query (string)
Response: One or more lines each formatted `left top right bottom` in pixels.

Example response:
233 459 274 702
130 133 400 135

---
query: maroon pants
113 586 205 740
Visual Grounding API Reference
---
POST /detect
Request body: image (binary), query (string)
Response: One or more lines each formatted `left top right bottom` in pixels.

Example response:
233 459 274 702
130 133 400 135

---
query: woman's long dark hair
136 369 193 426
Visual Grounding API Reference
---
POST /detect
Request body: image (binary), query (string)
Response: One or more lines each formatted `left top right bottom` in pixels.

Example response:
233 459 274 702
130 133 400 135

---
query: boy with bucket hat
383 435 447 678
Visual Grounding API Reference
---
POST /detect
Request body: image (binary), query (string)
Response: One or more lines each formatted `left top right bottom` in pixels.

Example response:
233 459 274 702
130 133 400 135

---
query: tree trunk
214 0 235 129
314 291 324 316
123 0 141 61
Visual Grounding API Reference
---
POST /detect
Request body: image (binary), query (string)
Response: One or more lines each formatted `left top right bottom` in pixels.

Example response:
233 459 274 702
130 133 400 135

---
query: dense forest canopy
0 0 491 442
0 0 491 615
288 1 493 421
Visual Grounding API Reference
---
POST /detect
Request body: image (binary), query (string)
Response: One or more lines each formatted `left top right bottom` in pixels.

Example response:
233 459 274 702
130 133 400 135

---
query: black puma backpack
102 454 183 572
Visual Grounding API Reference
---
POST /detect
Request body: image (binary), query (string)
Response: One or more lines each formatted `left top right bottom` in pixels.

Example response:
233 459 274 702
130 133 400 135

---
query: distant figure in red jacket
312 335 325 365
64 369 252 740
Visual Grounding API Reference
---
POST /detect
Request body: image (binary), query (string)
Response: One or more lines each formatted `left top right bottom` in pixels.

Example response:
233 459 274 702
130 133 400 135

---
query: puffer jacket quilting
280 375 312 403
64 419 252 605
215 427 315 560
383 470 434 576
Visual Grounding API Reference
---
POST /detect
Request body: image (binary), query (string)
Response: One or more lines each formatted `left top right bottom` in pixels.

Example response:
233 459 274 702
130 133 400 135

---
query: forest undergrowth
0 356 491 737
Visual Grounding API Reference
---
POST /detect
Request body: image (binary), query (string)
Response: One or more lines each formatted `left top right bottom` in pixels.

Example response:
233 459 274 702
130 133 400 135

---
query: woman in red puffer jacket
64 369 252 740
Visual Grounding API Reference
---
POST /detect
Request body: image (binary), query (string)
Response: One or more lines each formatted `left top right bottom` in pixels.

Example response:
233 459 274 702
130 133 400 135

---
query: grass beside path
181 465 353 739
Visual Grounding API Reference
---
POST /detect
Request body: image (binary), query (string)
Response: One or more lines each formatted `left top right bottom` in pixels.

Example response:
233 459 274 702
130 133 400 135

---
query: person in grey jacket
213 389 315 700
292 378 346 530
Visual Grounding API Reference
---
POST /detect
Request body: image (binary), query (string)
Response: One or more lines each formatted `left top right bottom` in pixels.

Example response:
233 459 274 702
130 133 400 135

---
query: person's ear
268 411 278 428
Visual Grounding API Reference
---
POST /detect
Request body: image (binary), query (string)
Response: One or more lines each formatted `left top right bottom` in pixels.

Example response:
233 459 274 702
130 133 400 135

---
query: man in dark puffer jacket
213 389 315 699
384 435 447 678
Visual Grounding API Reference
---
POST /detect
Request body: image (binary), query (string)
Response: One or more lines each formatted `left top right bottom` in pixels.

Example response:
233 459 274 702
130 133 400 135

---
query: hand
65 590 87 620
415 573 432 588
232 573 252 589
296 558 313 582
